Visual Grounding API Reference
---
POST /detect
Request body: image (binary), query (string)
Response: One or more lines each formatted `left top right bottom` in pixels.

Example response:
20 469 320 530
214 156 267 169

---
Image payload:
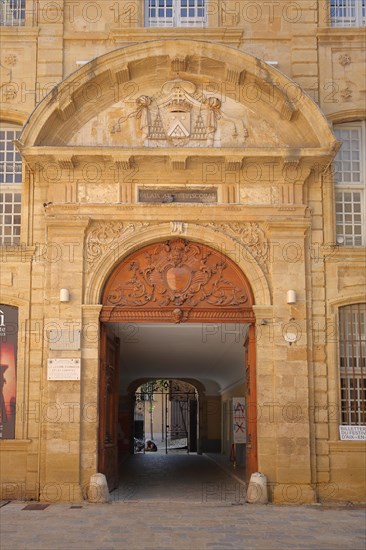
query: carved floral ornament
85 222 150 273
101 239 254 323
110 79 248 148
85 221 269 276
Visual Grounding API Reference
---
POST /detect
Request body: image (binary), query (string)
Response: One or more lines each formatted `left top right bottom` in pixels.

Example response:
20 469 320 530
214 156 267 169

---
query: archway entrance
133 379 198 454
98 239 257 491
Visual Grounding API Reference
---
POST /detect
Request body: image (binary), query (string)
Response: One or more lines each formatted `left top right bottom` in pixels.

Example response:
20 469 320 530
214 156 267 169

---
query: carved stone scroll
85 221 150 273
204 222 269 273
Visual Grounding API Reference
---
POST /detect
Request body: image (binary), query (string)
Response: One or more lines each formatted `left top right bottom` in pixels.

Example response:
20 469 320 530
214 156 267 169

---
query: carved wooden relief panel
101 239 254 323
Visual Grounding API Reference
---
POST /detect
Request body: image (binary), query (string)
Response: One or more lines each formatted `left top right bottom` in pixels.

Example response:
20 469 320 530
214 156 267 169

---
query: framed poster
232 397 246 444
0 305 18 439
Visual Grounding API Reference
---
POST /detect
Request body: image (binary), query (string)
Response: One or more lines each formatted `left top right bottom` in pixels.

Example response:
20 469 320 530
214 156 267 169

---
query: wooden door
98 323 120 491
245 324 258 479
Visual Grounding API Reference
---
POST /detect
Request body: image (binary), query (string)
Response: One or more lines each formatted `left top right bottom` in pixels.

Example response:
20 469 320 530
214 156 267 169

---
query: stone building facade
0 0 365 503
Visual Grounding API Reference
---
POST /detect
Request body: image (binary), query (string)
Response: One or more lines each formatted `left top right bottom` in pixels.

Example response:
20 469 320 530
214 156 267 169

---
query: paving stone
1 454 365 549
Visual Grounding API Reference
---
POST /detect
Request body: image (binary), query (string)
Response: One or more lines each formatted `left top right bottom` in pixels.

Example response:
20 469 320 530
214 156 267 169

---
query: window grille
0 191 21 245
339 304 366 425
0 0 26 26
146 0 206 27
0 128 22 185
334 122 366 246
0 126 22 245
330 0 366 27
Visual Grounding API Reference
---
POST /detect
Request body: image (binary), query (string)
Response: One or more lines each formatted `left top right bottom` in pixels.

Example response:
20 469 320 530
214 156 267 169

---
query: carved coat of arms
111 79 248 147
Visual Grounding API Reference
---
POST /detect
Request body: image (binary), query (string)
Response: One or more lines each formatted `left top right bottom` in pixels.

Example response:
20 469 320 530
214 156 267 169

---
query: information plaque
47 359 81 381
138 188 217 204
48 329 81 351
339 425 366 441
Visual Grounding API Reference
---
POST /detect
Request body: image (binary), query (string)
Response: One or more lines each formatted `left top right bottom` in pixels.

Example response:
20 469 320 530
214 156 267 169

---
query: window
146 0 206 27
339 304 366 425
334 122 366 246
0 125 22 245
330 0 366 27
0 0 26 26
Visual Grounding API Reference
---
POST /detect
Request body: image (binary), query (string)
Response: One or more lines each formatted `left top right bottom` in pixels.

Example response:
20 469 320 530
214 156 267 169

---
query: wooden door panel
98 324 120 491
245 324 258 480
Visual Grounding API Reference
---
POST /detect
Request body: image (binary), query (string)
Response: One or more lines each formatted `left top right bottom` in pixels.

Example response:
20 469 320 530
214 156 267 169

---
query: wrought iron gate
134 380 198 454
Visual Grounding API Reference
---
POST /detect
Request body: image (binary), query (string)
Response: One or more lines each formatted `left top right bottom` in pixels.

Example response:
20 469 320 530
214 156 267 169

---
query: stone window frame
338 303 366 426
333 121 366 247
0 0 26 26
330 0 366 27
144 0 207 27
0 124 22 246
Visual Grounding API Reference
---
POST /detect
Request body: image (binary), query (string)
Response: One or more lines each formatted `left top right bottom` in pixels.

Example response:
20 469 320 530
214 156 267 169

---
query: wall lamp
60 289 70 303
286 290 297 305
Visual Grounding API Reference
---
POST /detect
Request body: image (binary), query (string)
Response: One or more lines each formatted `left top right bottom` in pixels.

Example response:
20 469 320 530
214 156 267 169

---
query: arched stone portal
11 36 340 504
99 239 257 490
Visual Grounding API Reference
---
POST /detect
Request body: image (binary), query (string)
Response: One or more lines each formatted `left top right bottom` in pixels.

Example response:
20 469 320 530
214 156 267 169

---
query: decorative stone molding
85 221 270 281
58 98 77 121
338 54 352 67
170 222 187 235
3 54 17 66
225 67 245 85
114 64 130 84
171 157 187 170
58 157 76 170
203 222 269 273
84 222 271 307
340 86 353 102
20 40 338 152
171 56 188 74
115 158 133 170
85 221 150 273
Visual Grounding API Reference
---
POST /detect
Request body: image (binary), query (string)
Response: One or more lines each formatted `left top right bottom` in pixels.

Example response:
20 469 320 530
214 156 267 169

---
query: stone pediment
70 78 253 148
19 40 338 153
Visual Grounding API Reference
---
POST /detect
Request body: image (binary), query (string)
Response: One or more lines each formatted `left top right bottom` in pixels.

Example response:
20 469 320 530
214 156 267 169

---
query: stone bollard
88 473 110 503
246 472 268 504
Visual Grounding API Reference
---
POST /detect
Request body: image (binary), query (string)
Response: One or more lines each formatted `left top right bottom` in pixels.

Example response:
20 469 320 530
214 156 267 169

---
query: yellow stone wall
0 0 365 503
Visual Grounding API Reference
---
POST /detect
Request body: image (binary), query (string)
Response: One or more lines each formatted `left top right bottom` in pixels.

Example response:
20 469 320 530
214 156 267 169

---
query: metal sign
47 359 81 381
339 425 366 441
138 188 217 204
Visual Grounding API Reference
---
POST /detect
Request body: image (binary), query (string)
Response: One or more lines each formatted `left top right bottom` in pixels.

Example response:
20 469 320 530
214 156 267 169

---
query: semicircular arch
19 40 337 151
84 224 271 310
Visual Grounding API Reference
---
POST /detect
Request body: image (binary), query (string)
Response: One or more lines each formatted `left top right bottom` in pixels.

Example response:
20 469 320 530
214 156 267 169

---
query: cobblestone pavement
1 454 365 550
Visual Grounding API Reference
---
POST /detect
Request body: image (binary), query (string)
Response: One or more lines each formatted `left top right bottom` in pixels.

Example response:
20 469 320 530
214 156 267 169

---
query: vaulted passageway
98 238 257 491
113 453 245 504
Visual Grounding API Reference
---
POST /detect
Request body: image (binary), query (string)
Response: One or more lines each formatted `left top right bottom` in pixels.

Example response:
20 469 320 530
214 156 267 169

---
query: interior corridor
112 453 246 504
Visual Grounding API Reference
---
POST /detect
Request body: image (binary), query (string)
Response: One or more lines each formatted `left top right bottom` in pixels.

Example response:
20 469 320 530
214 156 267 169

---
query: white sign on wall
47 359 81 381
339 425 366 441
48 329 81 351
232 397 246 444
